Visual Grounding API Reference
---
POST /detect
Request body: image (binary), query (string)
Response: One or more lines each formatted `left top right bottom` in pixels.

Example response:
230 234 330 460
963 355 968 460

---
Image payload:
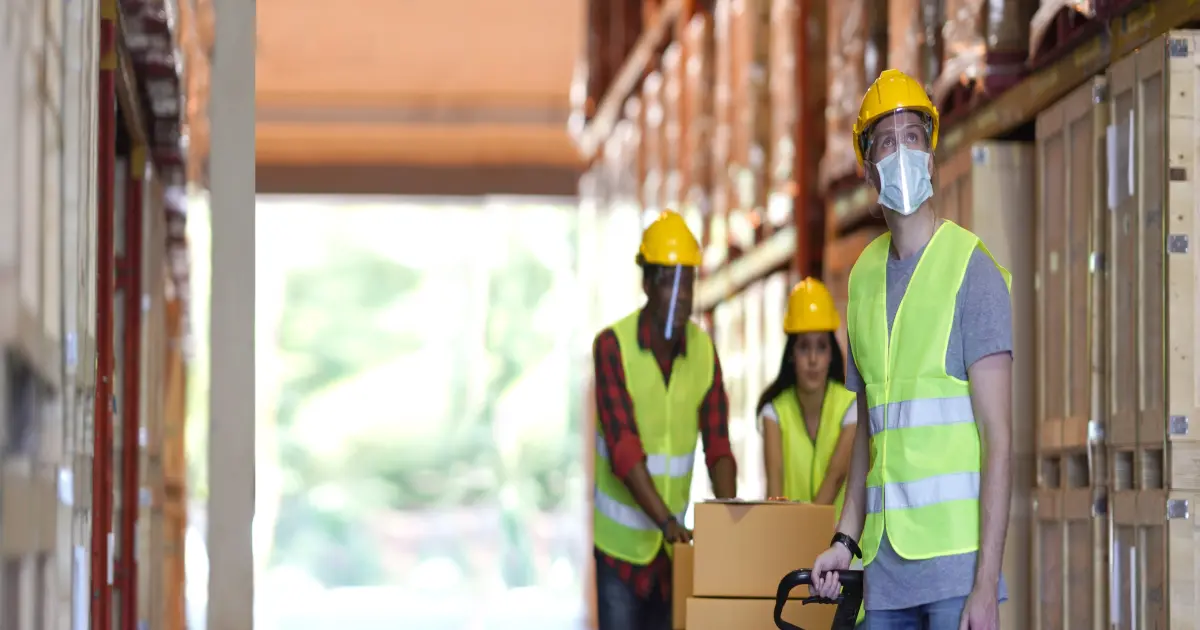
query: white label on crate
142 293 150 313
66 331 78 370
58 467 74 506
1106 124 1119 211
1129 545 1137 625
139 487 151 507
1110 538 1120 621
73 546 88 630
139 426 148 447
1128 110 1136 197
107 531 115 585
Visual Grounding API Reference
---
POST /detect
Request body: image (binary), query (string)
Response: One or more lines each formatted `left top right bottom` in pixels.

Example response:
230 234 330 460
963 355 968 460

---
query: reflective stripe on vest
596 434 696 478
592 310 712 565
847 221 1011 566
594 489 689 531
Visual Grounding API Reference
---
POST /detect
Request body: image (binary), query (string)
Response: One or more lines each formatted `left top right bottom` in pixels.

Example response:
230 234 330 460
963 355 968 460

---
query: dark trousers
595 558 672 630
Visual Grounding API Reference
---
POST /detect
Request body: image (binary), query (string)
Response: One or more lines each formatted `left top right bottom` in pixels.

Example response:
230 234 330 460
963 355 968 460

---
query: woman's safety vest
773 381 857 517
846 221 1010 566
593 311 713 565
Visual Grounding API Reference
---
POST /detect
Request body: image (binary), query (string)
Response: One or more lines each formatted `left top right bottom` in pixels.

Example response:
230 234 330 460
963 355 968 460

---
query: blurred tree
275 238 424 430
269 240 424 585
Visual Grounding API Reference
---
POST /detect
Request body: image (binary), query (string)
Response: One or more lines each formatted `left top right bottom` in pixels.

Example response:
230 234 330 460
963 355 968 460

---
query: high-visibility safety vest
594 310 713 565
774 381 857 517
846 221 1010 566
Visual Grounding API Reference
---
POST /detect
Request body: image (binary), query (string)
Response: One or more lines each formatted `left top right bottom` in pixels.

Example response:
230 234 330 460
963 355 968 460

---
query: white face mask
873 145 934 216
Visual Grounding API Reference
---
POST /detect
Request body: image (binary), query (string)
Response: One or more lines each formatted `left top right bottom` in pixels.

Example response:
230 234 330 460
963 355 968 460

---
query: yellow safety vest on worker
846 220 1011 566
773 382 857 517
593 310 713 564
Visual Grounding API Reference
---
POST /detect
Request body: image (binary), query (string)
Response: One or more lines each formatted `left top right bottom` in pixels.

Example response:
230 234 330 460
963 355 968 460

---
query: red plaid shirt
592 309 735 600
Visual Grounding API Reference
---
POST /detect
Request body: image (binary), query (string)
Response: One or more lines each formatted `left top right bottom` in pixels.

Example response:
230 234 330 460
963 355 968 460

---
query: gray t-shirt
845 238 1012 611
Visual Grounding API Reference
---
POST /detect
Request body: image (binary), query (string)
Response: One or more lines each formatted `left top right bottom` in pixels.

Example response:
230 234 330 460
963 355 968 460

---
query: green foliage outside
185 199 584 589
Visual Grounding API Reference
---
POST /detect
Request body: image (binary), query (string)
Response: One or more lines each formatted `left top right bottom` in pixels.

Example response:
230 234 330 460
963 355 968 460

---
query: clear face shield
862 109 936 216
649 264 695 341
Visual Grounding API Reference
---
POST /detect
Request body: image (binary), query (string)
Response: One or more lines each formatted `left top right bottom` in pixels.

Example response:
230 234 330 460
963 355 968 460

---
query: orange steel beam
793 0 813 278
118 146 146 630
91 0 118 628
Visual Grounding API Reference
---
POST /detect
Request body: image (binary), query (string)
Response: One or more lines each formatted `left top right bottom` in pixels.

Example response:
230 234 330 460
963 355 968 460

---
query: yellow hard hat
638 210 702 267
852 69 940 166
784 277 840 333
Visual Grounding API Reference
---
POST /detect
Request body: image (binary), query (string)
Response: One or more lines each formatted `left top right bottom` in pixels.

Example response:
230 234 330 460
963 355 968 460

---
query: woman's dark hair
755 331 846 416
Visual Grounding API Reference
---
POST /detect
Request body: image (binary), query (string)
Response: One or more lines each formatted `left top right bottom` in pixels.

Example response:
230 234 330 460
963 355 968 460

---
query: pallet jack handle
773 569 864 630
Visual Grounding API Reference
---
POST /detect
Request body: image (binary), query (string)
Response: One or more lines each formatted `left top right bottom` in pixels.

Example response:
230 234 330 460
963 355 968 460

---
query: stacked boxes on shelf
819 0 869 193
1033 77 1109 630
643 70 666 217
663 43 685 213
726 0 773 254
707 0 734 272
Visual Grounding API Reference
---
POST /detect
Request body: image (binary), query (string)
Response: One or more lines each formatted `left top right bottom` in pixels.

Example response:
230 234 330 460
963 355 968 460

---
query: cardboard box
672 542 694 629
686 596 835 630
693 501 835 598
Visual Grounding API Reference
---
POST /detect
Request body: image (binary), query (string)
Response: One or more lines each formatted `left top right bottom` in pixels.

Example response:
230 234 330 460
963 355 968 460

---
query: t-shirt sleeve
757 401 778 432
845 339 864 393
841 402 856 426
959 247 1014 370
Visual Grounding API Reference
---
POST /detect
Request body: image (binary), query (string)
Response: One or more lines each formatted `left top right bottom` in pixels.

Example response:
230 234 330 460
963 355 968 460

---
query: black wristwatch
659 515 678 534
831 532 863 559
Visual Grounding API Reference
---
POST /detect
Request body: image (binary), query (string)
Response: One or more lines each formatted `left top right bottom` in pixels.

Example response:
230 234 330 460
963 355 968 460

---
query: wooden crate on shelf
1029 77 1111 630
1105 31 1200 630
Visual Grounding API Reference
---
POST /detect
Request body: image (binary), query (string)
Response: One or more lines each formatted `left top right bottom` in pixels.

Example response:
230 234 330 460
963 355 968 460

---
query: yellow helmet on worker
852 69 940 167
784 277 840 333
638 210 702 267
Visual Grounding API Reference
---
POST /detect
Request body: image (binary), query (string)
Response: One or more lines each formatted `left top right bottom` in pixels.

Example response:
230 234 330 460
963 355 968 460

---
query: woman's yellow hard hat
784 277 840 333
637 210 702 267
852 69 940 167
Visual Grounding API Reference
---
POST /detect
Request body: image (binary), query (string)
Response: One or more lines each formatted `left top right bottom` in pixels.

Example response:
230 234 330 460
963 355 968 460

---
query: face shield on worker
853 69 941 217
637 210 703 341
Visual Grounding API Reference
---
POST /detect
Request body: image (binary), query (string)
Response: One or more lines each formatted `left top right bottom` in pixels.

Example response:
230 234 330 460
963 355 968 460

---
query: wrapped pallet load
921 0 945 90
663 44 685 211
820 0 868 193
683 14 714 253
768 0 797 231
642 71 666 215
707 0 734 271
933 0 1036 119
1028 0 1097 64
888 0 922 79
726 0 772 254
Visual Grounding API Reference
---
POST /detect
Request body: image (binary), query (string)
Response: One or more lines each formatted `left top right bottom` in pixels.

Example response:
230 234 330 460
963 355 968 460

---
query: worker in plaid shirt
591 210 738 630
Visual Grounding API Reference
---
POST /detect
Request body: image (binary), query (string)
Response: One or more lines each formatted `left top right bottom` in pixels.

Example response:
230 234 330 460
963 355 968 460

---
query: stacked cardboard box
678 501 837 629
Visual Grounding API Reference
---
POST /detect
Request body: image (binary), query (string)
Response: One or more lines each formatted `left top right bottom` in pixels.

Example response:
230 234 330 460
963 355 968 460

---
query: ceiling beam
256 163 581 197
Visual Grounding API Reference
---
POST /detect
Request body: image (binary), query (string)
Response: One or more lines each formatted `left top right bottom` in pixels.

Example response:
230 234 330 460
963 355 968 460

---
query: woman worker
758 277 857 515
